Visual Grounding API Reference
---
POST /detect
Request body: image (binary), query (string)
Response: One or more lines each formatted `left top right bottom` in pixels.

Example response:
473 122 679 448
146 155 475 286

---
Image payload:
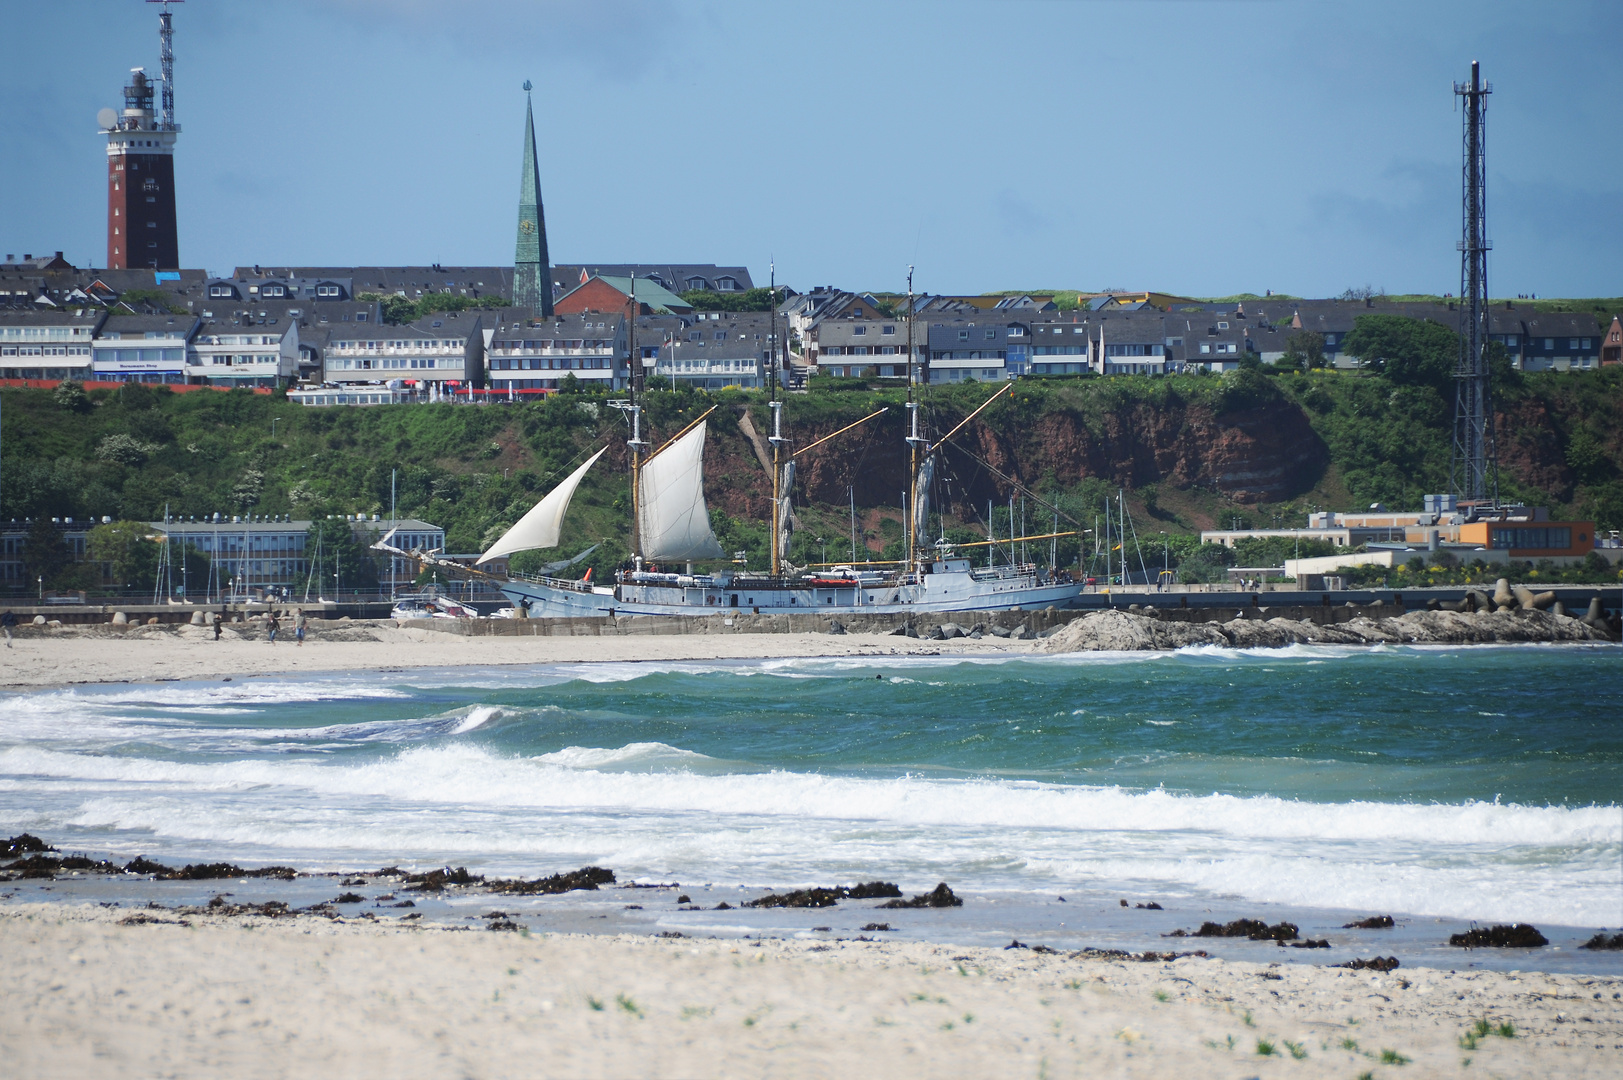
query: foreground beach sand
3 904 1618 1079
0 623 1027 690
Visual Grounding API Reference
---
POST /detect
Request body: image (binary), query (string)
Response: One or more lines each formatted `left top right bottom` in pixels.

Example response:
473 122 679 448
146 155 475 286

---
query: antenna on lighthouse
147 0 183 131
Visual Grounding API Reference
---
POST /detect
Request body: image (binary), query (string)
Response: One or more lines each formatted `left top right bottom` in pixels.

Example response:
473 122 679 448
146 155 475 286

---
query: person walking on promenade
294 609 306 647
1 610 15 648
266 610 280 645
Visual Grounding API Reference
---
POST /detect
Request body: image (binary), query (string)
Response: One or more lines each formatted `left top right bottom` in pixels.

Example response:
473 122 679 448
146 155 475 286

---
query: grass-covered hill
2 358 1619 591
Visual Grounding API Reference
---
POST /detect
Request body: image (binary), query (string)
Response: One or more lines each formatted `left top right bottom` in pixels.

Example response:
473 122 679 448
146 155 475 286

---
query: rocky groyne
1041 605 1613 653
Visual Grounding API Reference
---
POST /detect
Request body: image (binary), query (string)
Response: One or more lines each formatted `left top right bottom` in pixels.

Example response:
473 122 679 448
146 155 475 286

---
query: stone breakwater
1041 607 1613 653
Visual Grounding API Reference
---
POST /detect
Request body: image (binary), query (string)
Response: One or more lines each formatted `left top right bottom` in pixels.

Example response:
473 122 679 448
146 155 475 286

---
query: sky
2 0 1619 299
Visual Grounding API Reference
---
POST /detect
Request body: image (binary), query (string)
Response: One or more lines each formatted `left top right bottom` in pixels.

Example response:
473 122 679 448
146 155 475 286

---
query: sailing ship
473 269 1085 619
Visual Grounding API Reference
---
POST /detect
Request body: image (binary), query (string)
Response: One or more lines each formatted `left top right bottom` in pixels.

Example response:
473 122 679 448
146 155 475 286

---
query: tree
53 380 90 412
678 287 780 313
19 517 73 593
87 520 159 593
1282 331 1326 370
1341 314 1458 390
303 518 379 595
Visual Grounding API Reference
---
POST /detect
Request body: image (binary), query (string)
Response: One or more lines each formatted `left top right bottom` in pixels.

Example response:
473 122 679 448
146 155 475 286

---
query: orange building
1457 520 1595 558
1603 315 1621 366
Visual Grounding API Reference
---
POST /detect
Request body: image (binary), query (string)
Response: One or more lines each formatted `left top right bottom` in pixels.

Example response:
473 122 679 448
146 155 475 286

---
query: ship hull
498 561 1084 619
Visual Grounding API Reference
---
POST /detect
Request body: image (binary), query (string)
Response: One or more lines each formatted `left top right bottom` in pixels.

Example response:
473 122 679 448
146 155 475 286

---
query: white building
0 306 103 380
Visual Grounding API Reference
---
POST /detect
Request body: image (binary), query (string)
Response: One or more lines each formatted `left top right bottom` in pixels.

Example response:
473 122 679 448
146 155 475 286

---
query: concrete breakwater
1039 606 1613 653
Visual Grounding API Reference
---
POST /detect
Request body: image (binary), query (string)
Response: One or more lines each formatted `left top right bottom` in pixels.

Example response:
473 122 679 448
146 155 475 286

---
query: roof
96 313 199 337
552 264 754 294
0 307 106 328
555 275 692 314
488 309 625 342
233 266 513 299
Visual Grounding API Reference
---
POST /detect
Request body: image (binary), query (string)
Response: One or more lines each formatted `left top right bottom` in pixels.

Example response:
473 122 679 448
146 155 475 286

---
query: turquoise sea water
2 642 1619 932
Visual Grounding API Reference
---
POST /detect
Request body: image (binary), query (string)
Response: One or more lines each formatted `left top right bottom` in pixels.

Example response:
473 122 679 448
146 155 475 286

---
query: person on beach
1 610 15 648
266 611 280 645
294 610 306 647
212 610 223 641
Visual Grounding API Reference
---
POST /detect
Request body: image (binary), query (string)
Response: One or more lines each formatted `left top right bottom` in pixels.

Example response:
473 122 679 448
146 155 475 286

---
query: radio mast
1451 60 1498 508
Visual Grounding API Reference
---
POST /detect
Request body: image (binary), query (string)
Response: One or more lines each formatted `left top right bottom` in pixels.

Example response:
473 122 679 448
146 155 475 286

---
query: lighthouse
102 3 181 270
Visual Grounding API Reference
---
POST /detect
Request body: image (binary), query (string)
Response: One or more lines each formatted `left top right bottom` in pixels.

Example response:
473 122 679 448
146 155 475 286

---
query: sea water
2 643 1619 967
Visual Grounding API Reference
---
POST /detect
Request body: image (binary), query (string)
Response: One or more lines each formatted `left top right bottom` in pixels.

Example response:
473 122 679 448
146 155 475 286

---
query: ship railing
969 562 1038 583
506 571 597 594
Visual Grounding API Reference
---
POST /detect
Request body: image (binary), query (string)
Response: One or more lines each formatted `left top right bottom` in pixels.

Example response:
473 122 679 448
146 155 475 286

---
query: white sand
0 622 1031 690
1 904 1617 1078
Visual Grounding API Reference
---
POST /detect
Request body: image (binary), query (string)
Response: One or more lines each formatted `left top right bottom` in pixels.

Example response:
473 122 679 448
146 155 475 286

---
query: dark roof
233 266 514 299
96 313 199 337
552 264 754 294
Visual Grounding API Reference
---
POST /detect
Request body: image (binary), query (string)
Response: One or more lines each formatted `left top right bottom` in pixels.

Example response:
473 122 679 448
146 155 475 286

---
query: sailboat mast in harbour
767 262 788 576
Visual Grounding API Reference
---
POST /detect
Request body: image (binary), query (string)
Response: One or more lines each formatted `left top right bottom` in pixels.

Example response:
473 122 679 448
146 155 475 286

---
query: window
1570 339 1580 350
1490 526 1571 551
852 325 866 336
958 330 969 341
985 329 996 340
1217 321 1229 330
881 325 895 335
1544 338 1554 350
1200 343 1211 354
1581 338 1591 350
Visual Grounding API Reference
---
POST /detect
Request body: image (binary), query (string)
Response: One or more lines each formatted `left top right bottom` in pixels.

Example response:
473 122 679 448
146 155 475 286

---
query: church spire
513 81 552 317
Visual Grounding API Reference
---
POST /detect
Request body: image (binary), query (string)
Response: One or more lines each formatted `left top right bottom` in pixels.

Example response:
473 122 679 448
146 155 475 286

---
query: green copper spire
514 81 552 316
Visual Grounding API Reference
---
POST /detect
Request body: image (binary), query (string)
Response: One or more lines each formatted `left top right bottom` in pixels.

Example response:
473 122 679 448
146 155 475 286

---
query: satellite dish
97 107 117 130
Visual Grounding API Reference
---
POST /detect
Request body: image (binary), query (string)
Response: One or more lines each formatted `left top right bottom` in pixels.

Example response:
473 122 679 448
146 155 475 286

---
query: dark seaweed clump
744 882 904 909
156 862 299 881
1072 947 1209 962
1448 924 1548 949
1289 939 1331 949
487 866 616 896
4 854 122 878
877 883 962 909
1344 915 1395 929
1338 956 1401 972
1579 932 1623 951
1 834 54 857
402 867 484 892
1173 918 1299 942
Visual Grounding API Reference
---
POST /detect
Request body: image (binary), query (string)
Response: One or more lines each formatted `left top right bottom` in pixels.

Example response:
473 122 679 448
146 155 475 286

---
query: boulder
1492 578 1516 612
190 610 207 626
989 624 1011 638
32 614 46 626
111 611 128 625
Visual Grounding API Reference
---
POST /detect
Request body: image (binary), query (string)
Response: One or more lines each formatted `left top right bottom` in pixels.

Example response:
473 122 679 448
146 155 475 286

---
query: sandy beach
2 901 1618 1079
0 621 1028 690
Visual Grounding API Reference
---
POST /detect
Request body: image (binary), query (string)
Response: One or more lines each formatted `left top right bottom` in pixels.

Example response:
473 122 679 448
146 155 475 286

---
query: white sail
912 453 934 549
639 421 723 561
477 448 606 565
776 458 795 568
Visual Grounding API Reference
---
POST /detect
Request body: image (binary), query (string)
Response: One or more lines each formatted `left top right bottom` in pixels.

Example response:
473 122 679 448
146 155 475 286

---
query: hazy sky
2 0 1618 298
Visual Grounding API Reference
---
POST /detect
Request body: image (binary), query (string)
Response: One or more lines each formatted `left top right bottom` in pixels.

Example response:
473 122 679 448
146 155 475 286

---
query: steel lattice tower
1451 60 1498 507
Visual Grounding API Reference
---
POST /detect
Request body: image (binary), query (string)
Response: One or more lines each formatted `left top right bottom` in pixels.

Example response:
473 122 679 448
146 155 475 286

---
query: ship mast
612 275 648 569
768 262 787 576
904 266 926 573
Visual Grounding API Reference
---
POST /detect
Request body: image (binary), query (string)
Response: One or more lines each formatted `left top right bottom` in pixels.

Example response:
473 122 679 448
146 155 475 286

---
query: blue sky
2 0 1618 298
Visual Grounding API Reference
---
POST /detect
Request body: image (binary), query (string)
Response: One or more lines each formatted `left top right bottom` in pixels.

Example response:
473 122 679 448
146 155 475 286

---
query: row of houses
800 292 1616 381
2 257 1615 397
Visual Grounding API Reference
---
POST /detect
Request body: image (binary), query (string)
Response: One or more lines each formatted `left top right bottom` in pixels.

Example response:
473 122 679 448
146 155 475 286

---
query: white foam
451 706 506 735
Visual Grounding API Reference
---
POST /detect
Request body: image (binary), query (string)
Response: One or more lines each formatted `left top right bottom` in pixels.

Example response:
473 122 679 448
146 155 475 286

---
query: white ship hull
499 558 1084 619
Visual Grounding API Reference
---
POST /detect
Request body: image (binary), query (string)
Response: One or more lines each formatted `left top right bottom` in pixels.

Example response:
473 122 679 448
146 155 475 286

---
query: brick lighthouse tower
102 2 182 270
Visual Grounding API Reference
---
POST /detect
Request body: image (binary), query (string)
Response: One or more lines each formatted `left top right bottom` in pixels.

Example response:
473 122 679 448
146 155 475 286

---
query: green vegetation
3 331 1619 595
357 291 508 325
678 287 780 313
115 288 188 315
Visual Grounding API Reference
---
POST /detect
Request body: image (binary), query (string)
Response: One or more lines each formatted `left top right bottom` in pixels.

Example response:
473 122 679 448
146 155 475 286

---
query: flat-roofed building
0 307 104 380
650 312 771 389
91 313 199 384
485 309 626 393
322 310 485 390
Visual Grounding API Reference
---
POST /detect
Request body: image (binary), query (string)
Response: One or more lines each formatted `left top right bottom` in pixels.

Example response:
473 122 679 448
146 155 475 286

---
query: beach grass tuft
1341 1036 1360 1051
1282 1039 1307 1060
615 993 642 1017
1152 989 1169 1002
1255 1038 1276 1056
586 995 604 1011
1380 1048 1411 1065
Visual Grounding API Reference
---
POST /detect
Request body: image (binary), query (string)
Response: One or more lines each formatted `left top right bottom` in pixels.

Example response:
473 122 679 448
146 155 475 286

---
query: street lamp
271 417 283 438
816 536 826 565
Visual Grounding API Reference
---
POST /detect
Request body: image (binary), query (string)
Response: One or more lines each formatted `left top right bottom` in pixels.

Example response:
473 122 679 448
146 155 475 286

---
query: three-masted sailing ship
473 269 1085 619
